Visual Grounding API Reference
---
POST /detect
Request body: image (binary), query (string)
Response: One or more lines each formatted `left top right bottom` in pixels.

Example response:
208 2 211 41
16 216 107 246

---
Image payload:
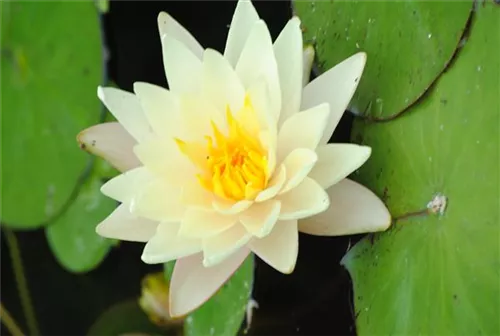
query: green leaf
185 255 254 336
163 261 176 283
45 158 116 273
1 1 103 228
342 3 499 335
294 0 472 118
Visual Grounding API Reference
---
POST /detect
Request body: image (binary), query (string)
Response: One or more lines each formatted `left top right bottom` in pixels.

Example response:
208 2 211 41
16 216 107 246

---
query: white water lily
78 0 391 317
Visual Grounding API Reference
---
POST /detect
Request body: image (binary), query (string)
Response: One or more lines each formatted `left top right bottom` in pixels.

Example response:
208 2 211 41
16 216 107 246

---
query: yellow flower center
175 97 268 201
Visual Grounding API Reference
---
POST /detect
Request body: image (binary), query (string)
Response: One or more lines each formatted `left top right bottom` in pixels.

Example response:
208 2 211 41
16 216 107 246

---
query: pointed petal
224 0 260 67
77 122 140 172
277 103 329 163
302 52 367 145
212 199 253 215
169 248 250 317
157 12 203 59
249 220 298 274
179 95 226 141
309 144 371 189
202 224 252 267
280 148 318 194
141 223 202 264
240 200 281 238
101 167 153 203
161 34 202 94
299 178 391 236
274 17 303 127
302 45 315 87
97 87 151 142
277 177 329 220
96 204 158 242
179 208 238 239
255 164 286 202
236 20 281 119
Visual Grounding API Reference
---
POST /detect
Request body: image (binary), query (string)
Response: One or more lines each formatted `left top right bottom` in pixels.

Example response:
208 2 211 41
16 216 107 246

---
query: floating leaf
294 0 472 118
343 3 499 334
1 1 103 228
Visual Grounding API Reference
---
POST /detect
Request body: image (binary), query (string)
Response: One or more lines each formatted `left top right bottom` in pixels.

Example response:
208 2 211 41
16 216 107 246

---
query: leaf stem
0 302 25 336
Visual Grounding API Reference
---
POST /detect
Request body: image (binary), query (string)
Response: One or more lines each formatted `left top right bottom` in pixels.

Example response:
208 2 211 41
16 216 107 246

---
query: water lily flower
78 0 391 317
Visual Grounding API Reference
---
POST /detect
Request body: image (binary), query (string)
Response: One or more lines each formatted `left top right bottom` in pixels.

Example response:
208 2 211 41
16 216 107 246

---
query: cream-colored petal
245 79 277 134
133 82 182 139
240 200 281 238
249 220 298 274
302 52 366 145
157 12 203 59
212 199 253 215
179 95 226 141
277 103 329 163
235 20 281 119
169 248 250 317
202 48 245 113
181 181 214 210
179 208 238 239
97 86 151 142
302 45 315 87
96 204 158 242
309 144 371 189
298 178 391 236
274 17 303 127
141 222 202 264
77 122 140 172
277 177 329 220
224 0 260 67
255 164 286 202
280 148 318 194
161 34 202 94
202 224 252 267
101 167 153 203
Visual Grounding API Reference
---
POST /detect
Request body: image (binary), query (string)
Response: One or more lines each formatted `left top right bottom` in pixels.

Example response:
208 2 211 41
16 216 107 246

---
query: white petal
77 122 140 172
255 164 286 202
202 48 246 113
309 144 371 189
298 178 391 236
302 45 315 87
280 148 318 194
97 86 151 142
101 167 153 203
157 12 203 59
161 34 202 94
179 95 225 141
224 0 260 67
181 181 214 210
141 223 202 264
133 82 182 139
277 177 329 220
169 248 250 317
96 204 158 242
212 199 253 215
277 103 329 163
302 52 367 145
240 200 281 238
202 224 252 267
249 220 298 274
236 20 281 119
274 17 303 127
179 208 238 239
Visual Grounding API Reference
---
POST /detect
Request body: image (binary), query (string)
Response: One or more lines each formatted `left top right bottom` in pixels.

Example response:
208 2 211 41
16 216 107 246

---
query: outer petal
179 208 238 239
77 122 140 172
169 248 251 317
101 167 153 203
161 34 202 94
301 52 366 145
309 144 371 189
298 178 391 236
202 224 252 267
302 45 315 87
96 204 158 242
274 17 303 127
240 200 281 238
157 12 203 59
97 87 151 143
277 177 330 220
249 220 298 274
141 222 202 264
224 0 260 67
276 103 329 163
280 148 318 194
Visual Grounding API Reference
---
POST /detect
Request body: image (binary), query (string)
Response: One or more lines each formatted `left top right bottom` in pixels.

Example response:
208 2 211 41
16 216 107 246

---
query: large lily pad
342 3 499 335
294 0 472 118
1 1 103 228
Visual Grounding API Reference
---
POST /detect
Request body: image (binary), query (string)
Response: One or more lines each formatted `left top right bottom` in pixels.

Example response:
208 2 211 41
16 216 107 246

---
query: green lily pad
342 3 499 335
45 158 116 273
1 1 103 228
185 255 254 336
294 0 472 118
